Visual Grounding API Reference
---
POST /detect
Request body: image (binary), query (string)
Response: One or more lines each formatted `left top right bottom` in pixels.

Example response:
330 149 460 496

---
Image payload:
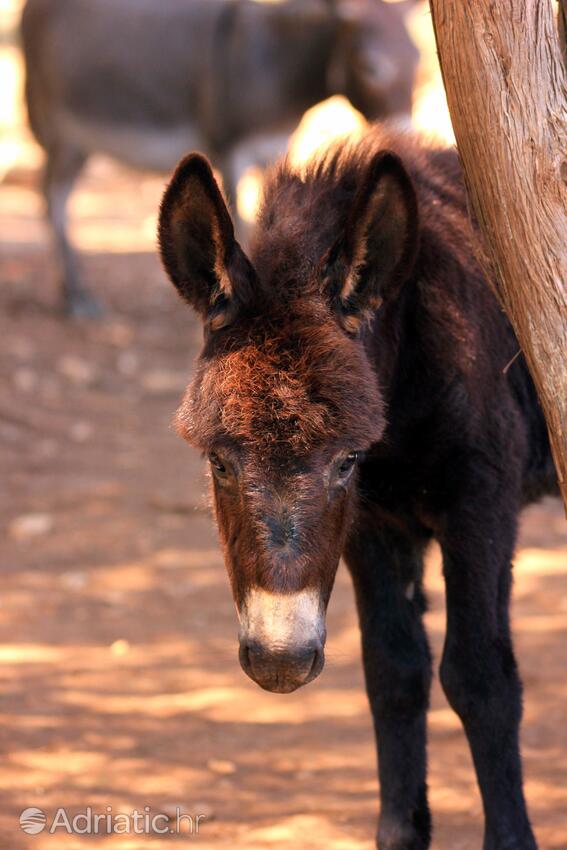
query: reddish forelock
175 300 384 456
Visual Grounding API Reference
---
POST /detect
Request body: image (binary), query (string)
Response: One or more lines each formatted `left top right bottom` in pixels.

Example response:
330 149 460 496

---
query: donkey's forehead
176 318 385 453
199 344 334 452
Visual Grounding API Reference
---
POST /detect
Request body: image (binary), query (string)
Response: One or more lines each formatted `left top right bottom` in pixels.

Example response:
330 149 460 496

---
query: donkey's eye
209 452 226 474
338 451 358 476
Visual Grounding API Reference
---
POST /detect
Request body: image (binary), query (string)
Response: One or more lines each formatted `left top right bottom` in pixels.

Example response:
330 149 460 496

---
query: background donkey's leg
440 499 537 850
345 521 432 850
43 143 100 317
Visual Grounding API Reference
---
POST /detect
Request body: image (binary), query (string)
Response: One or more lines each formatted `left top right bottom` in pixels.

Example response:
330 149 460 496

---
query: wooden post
429 0 567 510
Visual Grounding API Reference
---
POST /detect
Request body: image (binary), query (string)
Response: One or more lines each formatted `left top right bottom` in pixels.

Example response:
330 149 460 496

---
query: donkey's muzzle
239 638 325 694
238 587 326 693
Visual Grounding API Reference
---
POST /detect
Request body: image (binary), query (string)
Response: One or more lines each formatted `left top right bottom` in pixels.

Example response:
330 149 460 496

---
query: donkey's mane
250 124 469 299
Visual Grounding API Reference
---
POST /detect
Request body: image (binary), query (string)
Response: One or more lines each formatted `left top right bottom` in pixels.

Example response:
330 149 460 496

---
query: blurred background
0 1 566 848
1 0 453 268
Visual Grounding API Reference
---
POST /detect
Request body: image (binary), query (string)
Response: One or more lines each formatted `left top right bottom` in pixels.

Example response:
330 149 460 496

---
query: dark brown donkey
158 126 558 850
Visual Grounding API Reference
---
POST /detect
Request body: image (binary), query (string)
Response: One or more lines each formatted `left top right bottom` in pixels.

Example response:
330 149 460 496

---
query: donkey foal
158 126 558 850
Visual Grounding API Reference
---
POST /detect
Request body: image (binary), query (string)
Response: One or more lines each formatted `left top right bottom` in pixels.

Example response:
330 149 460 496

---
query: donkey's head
330 0 418 121
159 146 418 692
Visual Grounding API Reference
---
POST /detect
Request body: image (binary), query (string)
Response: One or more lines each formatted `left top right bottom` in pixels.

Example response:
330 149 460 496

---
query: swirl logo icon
19 808 47 834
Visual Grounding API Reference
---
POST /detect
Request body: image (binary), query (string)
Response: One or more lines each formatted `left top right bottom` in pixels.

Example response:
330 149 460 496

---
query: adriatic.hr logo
19 805 206 835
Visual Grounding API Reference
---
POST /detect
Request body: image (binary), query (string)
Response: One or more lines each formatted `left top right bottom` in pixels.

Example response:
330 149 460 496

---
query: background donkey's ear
325 150 418 333
158 153 255 327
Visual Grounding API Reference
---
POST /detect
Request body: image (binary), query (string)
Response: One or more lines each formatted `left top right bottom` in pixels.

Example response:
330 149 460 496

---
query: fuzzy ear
158 153 255 328
324 150 418 333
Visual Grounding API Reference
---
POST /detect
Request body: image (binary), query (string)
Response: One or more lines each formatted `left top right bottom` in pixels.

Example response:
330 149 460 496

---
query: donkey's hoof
377 819 429 850
63 291 105 319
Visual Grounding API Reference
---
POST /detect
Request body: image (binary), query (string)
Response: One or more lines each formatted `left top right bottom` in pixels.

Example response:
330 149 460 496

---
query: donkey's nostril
238 641 253 677
307 644 324 679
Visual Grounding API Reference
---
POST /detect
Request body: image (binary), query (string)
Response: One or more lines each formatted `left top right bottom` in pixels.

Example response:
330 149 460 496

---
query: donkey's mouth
238 640 325 693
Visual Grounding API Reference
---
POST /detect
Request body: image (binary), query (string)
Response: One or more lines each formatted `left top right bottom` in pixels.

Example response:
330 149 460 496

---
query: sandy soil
0 155 566 850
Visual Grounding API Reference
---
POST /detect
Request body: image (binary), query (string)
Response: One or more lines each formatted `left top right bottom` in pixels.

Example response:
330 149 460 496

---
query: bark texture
560 0 567 67
430 0 567 510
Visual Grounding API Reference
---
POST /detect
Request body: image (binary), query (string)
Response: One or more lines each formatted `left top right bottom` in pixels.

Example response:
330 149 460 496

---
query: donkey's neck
364 276 418 400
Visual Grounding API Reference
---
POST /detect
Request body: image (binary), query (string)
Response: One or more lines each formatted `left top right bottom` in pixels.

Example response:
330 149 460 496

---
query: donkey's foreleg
440 505 537 850
345 523 432 850
43 143 100 317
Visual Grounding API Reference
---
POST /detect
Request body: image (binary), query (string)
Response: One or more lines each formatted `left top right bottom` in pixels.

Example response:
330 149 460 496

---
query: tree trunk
429 0 567 511
560 0 567 68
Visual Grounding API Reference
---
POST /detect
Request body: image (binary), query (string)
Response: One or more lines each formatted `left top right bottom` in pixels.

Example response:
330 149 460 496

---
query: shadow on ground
0 165 566 849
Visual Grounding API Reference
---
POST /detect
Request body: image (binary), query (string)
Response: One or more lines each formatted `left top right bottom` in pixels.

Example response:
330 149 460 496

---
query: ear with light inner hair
323 150 419 334
158 153 256 329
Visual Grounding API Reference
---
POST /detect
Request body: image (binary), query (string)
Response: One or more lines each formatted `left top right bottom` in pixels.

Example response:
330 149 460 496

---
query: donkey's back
401 137 557 504
21 0 221 170
377 134 557 506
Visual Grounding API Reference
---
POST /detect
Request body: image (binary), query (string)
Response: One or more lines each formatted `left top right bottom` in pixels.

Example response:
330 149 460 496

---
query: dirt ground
1 149 567 850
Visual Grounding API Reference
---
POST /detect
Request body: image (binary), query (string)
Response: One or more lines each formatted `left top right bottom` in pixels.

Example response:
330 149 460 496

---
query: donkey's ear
158 153 255 327
324 150 418 334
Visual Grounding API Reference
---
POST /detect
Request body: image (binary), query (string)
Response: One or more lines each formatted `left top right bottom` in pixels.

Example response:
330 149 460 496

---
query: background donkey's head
158 146 418 692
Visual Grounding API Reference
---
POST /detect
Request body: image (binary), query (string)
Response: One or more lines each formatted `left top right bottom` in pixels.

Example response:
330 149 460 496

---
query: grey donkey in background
21 0 418 317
